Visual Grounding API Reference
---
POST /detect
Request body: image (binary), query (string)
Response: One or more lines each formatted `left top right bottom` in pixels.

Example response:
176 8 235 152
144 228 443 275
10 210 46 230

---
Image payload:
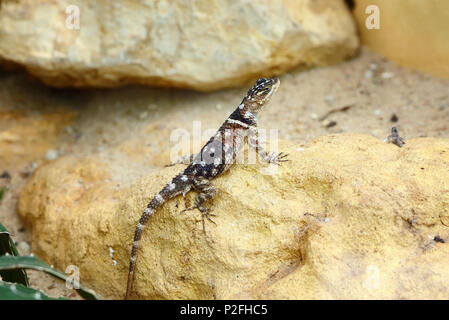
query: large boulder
0 0 358 90
18 134 449 299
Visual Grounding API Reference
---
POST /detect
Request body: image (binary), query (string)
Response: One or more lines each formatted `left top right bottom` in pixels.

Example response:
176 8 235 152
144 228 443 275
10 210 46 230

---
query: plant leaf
0 281 65 300
0 223 29 286
0 255 101 300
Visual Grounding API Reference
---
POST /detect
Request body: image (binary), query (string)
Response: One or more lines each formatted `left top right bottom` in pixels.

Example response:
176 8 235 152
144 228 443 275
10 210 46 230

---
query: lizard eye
259 88 270 95
256 78 267 86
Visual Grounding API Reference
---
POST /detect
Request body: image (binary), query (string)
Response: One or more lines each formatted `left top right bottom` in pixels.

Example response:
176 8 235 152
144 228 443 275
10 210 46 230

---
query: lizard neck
230 100 259 126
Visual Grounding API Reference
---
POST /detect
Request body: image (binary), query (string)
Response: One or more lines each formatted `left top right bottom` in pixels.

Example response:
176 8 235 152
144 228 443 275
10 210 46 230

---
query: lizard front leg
182 177 217 233
248 126 289 165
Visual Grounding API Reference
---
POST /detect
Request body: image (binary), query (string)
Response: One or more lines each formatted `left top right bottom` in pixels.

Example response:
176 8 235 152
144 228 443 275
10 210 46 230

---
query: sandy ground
0 47 448 299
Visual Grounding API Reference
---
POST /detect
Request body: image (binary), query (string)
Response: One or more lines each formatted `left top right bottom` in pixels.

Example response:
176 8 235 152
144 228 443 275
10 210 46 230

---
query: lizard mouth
262 77 280 102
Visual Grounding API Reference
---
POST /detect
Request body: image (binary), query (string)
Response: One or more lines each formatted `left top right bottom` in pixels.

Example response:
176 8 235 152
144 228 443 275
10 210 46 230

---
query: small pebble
109 246 117 267
321 119 337 128
324 95 334 103
64 126 75 135
20 162 38 178
310 113 318 120
139 111 148 119
325 120 337 128
45 149 59 161
381 72 394 79
364 70 373 80
390 113 399 122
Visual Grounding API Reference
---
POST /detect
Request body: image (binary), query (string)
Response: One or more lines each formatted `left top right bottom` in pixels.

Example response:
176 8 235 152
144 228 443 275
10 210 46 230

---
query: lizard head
244 77 280 113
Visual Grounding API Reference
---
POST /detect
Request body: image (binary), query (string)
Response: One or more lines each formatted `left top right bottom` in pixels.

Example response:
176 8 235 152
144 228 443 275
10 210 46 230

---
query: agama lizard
387 126 405 147
125 77 288 299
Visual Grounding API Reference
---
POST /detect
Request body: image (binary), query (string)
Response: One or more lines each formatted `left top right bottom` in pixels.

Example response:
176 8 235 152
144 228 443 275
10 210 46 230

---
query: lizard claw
267 152 290 165
277 152 289 160
201 210 216 234
202 211 217 224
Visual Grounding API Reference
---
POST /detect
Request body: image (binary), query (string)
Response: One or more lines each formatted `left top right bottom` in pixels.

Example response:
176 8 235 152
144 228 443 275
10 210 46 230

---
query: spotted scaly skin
125 77 288 299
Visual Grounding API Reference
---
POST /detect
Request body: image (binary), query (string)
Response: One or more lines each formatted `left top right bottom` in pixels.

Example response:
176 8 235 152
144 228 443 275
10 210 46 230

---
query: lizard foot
266 152 290 165
182 205 217 234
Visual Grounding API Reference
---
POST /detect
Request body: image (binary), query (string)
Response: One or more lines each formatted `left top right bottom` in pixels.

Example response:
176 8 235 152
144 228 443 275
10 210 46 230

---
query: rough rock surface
0 0 358 90
18 134 449 299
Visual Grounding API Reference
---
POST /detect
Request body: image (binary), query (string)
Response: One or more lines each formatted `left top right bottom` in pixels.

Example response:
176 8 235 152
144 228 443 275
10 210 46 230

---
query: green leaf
0 223 29 286
0 255 101 300
0 281 65 300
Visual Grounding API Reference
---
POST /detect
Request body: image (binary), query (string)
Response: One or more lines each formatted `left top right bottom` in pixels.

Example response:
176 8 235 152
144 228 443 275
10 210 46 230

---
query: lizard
125 77 288 299
387 126 405 147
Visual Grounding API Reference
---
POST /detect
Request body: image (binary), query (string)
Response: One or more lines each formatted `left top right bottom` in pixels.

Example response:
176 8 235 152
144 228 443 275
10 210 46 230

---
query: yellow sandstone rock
0 0 358 90
353 0 449 80
18 134 449 299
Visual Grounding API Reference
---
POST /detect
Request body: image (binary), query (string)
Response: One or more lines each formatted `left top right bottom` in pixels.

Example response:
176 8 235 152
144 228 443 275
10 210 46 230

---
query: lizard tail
125 175 189 299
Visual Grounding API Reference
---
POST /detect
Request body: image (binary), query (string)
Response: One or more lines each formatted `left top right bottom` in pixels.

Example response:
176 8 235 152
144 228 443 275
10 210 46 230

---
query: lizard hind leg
181 177 217 233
